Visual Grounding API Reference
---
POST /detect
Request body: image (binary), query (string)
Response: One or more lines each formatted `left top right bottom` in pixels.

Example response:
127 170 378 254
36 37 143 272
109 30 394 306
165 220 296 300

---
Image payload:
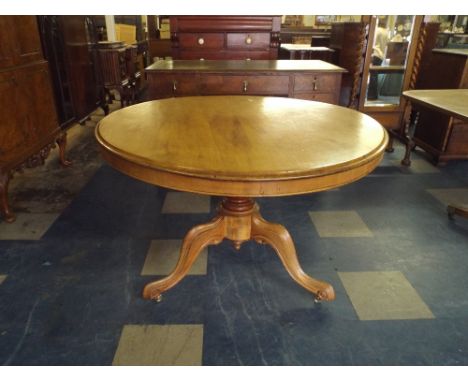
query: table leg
143 197 335 302
402 108 419 167
251 211 335 301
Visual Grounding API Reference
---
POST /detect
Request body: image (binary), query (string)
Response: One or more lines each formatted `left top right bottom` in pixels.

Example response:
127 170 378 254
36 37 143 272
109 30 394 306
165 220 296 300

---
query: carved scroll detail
348 22 369 109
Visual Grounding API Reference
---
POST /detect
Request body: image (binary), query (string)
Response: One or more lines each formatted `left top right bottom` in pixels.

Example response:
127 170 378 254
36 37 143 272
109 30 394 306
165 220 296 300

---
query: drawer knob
243 80 248 92
197 37 205 45
245 36 252 45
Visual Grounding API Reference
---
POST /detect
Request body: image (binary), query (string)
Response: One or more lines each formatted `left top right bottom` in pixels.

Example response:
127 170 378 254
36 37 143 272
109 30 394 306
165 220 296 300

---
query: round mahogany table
96 96 388 302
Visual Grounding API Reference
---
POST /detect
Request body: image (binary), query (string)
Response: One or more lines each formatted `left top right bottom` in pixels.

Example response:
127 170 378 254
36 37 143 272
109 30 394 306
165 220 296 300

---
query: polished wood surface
96 96 387 196
146 59 346 105
146 59 345 72
96 96 387 302
403 90 468 121
402 89 468 219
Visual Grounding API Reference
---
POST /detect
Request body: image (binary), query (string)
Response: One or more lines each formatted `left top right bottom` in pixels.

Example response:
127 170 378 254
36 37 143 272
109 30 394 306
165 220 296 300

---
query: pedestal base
143 197 335 302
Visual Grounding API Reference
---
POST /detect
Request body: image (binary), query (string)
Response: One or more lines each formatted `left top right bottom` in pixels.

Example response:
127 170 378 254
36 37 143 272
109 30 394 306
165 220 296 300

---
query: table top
403 89 468 122
145 59 346 73
280 44 335 52
96 96 387 197
432 48 468 57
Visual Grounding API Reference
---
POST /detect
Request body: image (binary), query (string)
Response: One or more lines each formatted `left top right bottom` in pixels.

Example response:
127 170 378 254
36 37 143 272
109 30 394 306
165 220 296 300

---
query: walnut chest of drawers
146 60 346 104
169 16 281 60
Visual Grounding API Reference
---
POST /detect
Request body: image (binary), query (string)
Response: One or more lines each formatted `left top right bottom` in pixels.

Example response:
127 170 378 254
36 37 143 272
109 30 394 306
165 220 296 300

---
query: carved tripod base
143 197 335 302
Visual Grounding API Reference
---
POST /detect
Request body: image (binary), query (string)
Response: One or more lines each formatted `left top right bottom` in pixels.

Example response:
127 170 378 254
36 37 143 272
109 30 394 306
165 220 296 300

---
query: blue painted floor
1 129 468 365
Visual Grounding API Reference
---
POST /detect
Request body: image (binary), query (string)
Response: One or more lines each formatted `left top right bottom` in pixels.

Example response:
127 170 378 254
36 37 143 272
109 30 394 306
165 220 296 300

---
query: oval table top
96 96 388 197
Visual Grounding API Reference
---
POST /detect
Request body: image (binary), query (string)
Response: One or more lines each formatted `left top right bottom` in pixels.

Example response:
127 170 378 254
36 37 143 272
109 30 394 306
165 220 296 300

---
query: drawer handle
313 80 318 91
198 37 204 45
172 80 177 92
245 36 252 45
243 80 248 92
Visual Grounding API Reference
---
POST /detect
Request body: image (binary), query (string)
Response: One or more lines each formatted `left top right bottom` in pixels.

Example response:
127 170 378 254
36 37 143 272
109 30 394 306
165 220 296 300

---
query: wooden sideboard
169 16 281 60
0 16 68 223
146 60 346 104
411 48 468 164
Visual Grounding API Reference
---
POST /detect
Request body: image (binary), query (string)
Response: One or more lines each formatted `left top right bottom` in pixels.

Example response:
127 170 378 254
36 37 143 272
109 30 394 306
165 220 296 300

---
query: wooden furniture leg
143 215 226 301
143 197 335 302
402 109 419 166
0 170 15 223
251 210 335 301
56 133 72 167
385 133 395 153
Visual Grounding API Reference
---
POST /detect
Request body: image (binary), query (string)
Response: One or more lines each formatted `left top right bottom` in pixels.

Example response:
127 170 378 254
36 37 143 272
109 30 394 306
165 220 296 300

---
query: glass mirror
364 15 416 106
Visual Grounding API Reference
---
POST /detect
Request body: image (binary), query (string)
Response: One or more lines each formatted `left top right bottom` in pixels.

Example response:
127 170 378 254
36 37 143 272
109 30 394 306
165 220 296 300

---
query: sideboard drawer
293 74 340 93
148 74 198 98
226 33 270 50
199 74 289 95
293 92 338 104
178 33 224 49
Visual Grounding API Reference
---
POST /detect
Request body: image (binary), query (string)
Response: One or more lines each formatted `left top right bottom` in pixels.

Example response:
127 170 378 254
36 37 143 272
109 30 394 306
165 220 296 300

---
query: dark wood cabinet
146 60 345 104
411 49 468 164
38 16 106 127
0 16 68 223
96 41 132 108
169 16 281 60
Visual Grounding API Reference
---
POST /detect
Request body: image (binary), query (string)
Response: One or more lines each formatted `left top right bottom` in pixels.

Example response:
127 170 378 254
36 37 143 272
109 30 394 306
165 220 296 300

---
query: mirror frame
358 15 424 113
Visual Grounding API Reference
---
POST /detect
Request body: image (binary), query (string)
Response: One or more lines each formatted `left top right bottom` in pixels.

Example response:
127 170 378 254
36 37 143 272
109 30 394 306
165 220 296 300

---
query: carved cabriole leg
142 215 226 301
251 210 335 302
142 197 335 302
0 170 15 223
56 133 72 167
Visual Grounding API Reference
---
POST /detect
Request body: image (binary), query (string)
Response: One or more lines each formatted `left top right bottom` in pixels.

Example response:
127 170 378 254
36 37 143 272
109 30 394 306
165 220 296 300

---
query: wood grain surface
96 96 388 197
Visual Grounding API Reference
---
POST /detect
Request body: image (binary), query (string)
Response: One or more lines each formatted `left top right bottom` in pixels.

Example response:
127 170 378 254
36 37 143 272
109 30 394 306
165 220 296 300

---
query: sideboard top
146 59 347 73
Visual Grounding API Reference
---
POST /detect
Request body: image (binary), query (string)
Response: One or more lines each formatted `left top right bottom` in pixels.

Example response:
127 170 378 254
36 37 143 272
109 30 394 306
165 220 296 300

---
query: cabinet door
0 72 28 164
13 16 44 66
0 17 17 69
15 63 59 143
59 16 100 120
